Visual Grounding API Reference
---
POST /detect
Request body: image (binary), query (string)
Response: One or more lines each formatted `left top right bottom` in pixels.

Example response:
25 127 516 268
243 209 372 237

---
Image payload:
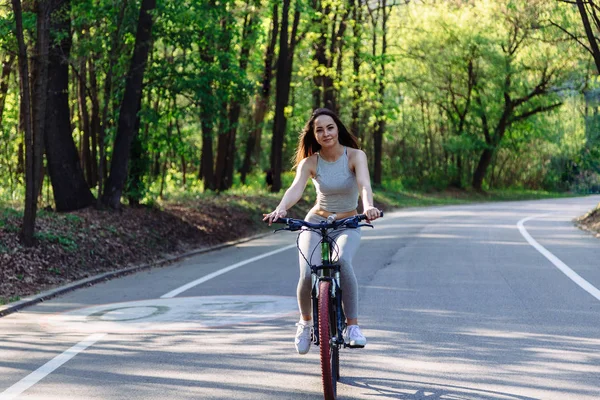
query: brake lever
275 224 304 232
358 223 373 228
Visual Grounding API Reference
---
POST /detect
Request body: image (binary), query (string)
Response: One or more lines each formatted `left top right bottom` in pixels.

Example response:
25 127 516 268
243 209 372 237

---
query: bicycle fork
311 263 346 347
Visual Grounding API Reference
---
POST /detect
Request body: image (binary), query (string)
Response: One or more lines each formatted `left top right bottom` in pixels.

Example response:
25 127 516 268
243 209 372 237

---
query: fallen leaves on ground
0 195 307 303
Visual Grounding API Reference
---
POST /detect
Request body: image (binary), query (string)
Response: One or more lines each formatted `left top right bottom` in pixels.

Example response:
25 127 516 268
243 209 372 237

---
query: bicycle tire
318 280 335 400
330 293 340 384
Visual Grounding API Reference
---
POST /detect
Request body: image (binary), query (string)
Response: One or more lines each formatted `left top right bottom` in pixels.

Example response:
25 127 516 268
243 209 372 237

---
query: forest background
1 0 600 303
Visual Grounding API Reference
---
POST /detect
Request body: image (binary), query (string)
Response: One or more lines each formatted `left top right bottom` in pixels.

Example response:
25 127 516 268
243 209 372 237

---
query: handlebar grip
358 210 384 221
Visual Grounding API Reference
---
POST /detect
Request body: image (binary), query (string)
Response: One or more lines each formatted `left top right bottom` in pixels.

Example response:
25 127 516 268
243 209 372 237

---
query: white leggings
296 213 362 320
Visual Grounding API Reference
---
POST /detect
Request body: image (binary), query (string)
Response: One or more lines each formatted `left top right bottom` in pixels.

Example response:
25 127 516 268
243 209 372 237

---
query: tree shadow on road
341 376 539 400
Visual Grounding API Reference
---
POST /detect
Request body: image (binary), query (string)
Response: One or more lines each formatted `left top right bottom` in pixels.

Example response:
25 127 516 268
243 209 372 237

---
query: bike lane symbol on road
41 295 297 333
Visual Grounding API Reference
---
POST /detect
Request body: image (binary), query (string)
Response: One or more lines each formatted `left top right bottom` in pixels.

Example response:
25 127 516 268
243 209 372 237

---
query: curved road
1 196 599 400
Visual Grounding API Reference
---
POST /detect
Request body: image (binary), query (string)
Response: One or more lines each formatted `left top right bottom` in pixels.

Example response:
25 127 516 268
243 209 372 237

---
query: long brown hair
293 108 359 169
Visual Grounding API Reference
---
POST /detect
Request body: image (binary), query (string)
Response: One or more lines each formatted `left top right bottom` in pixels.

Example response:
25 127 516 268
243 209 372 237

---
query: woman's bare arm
352 149 380 221
263 157 314 224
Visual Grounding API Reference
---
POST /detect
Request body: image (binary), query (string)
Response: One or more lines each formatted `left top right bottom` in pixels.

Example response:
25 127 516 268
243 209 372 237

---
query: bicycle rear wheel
318 281 336 400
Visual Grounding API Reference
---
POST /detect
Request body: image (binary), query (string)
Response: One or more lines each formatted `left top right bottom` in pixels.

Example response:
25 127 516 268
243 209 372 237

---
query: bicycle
271 211 382 400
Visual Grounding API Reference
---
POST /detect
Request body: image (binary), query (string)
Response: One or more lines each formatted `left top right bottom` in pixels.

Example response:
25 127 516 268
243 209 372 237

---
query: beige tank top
311 147 358 212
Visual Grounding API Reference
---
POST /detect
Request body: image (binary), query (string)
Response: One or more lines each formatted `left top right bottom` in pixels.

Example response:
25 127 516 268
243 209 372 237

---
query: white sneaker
344 325 367 348
295 322 313 354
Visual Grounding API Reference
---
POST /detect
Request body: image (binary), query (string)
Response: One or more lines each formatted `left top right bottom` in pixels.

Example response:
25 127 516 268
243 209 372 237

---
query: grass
0 296 21 305
48 267 62 275
0 175 585 218
34 231 78 252
374 185 578 210
481 189 577 202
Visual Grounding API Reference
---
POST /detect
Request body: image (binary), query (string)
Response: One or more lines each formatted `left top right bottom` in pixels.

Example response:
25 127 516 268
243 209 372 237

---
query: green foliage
385 0 593 190
1 207 21 233
377 177 575 208
0 296 21 305
1 0 599 212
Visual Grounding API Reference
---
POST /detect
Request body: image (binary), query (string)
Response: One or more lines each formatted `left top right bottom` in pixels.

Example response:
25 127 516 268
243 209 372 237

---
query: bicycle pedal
346 344 365 349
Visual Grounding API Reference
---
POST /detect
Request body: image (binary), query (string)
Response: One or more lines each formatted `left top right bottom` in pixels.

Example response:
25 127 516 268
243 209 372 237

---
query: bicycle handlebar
271 211 384 232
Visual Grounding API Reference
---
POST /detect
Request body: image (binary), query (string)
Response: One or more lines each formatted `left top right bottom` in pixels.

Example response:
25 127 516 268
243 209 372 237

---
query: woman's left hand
364 206 381 222
262 208 287 226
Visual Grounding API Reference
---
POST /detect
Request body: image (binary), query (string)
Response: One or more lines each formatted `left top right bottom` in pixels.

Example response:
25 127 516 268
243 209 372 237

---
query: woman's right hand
262 208 287 226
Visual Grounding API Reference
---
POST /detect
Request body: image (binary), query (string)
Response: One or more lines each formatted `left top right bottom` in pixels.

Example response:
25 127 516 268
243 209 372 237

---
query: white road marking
0 333 106 400
2 243 297 398
160 244 297 298
518 215 600 301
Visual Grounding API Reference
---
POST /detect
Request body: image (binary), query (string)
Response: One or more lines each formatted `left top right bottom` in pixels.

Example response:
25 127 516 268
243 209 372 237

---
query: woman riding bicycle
263 108 381 355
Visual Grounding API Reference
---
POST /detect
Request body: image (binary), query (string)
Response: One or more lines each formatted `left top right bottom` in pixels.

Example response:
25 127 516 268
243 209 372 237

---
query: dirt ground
1 198 599 304
0 195 298 303
576 205 600 238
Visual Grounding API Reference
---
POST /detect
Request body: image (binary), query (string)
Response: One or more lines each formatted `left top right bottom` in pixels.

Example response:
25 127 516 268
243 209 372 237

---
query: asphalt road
1 196 600 400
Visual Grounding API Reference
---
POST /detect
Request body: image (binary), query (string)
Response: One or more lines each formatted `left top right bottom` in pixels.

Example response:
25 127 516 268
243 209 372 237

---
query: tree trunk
372 0 388 185
146 91 161 181
328 3 349 114
214 13 234 192
159 158 167 198
351 0 362 140
451 156 463 189
576 0 600 74
153 152 161 178
471 76 560 189
175 119 186 186
312 0 327 109
199 43 216 192
0 55 15 125
223 105 239 189
98 0 128 207
77 58 93 186
88 58 99 187
197 2 220 191
44 0 94 212
240 1 279 184
215 103 239 191
126 45 157 206
472 147 494 191
217 5 258 191
125 97 145 206
12 0 35 246
31 0 50 200
102 0 156 209
323 16 337 112
200 108 216 190
17 139 24 174
215 119 229 191
241 98 267 184
271 0 300 192
373 118 384 184
333 20 347 116
309 0 349 113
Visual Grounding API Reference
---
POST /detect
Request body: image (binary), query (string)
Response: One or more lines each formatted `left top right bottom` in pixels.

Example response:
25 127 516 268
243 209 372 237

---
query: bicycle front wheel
318 280 336 400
